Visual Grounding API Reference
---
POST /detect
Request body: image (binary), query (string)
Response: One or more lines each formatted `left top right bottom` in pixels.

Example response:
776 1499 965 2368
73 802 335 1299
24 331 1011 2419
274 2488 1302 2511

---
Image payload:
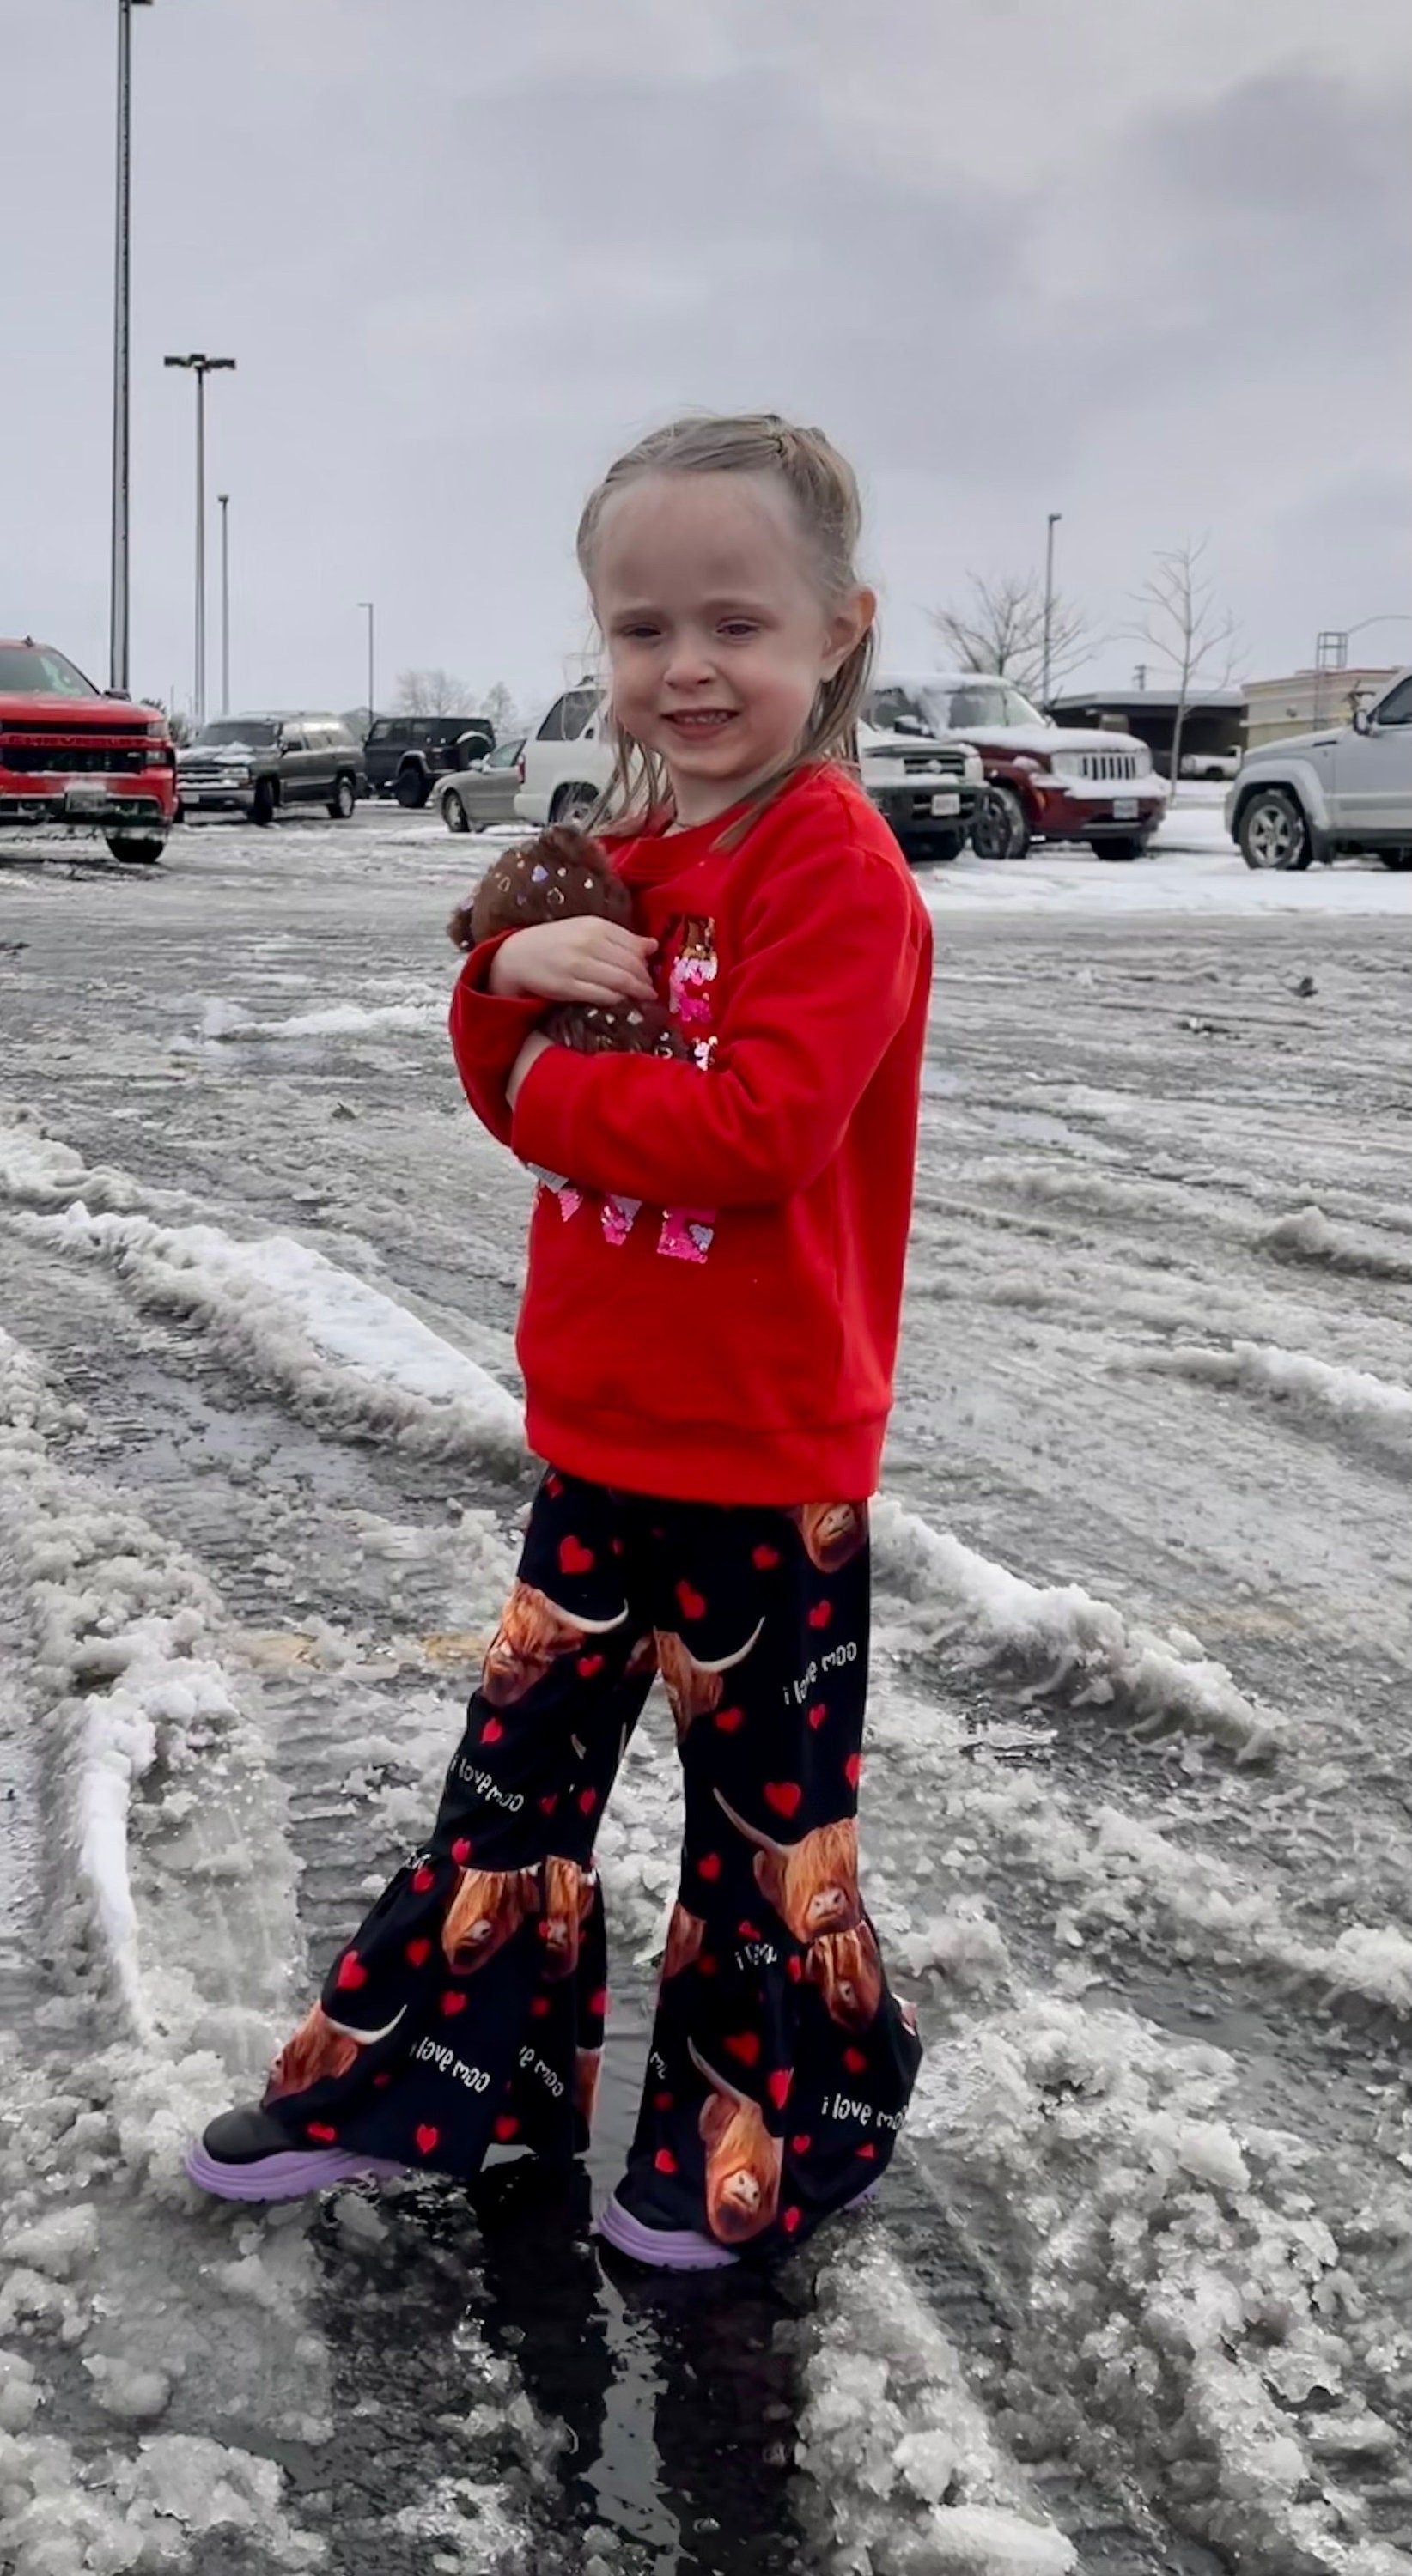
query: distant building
1243 667 1399 751
1045 687 1246 779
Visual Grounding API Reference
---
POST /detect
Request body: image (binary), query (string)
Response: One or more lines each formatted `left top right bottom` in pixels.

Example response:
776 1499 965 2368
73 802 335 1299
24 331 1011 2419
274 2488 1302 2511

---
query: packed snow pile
1120 1338 1412 1451
0 1099 181 1218
179 992 447 1044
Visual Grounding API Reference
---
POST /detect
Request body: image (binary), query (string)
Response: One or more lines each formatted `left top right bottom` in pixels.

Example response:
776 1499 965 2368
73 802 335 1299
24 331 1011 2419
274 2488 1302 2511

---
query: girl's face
591 470 873 826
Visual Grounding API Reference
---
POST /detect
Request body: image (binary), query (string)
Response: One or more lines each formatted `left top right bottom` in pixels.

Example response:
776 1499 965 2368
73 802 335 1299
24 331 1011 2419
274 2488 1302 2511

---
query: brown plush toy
448 823 690 1059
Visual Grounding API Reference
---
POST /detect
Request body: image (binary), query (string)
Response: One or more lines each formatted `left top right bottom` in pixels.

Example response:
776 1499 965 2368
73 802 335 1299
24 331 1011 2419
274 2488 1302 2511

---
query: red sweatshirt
449 762 933 1505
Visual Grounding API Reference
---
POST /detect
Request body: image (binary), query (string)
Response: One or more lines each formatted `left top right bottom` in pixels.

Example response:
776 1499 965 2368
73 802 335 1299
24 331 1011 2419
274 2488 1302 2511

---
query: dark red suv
0 637 178 862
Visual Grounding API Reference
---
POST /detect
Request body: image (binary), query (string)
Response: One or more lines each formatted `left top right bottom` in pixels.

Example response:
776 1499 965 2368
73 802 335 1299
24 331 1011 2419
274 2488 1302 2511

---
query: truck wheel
326 774 356 820
898 830 961 866
253 778 278 825
1239 788 1310 872
395 764 429 809
105 834 165 865
1090 835 1147 862
552 782 599 826
442 790 470 834
971 783 1029 861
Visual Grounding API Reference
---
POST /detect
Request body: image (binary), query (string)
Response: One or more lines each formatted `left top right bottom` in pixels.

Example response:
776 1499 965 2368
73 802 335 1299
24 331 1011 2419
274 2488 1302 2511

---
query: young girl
188 413 931 2269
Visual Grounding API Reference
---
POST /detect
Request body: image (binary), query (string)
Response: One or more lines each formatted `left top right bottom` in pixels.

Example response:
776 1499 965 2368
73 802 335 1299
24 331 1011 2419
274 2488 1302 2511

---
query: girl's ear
823 585 876 679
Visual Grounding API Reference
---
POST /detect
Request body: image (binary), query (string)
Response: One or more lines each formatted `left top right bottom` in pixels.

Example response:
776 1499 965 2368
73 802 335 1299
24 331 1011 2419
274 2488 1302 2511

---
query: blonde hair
575 411 875 842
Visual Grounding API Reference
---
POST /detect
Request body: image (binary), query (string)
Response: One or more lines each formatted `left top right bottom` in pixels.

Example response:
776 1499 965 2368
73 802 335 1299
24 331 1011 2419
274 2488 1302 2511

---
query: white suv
1226 668 1412 872
516 685 984 862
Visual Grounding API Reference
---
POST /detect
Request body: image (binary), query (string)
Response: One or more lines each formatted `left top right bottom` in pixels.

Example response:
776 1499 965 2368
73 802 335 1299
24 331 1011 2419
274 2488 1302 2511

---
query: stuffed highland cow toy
449 823 690 1060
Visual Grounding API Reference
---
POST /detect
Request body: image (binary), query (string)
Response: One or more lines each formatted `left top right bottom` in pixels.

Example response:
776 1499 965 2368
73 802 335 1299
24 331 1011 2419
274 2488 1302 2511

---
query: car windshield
913 682 1046 732
0 642 98 698
193 720 277 748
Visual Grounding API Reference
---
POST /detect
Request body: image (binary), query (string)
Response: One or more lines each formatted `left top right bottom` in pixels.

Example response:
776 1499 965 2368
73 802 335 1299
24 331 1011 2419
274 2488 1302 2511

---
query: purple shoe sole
184 2138 406 2202
593 2178 880 2272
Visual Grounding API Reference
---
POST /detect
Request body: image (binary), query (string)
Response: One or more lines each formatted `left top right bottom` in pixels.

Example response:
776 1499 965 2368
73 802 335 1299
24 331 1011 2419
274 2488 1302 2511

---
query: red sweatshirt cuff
449 935 546 1144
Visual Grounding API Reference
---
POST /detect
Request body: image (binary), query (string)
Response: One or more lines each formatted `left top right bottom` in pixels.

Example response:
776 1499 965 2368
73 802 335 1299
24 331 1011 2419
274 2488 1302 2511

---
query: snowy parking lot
3 797 1412 2576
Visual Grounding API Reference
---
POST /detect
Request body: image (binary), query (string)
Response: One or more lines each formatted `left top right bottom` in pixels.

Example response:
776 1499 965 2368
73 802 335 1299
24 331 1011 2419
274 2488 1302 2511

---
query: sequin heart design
578 1786 598 1814
724 2032 761 2069
481 1717 504 1746
764 1781 802 1820
335 1951 367 1991
714 1705 745 1734
654 2147 678 2174
790 2133 812 2156
843 2046 868 2075
577 1654 605 1679
451 1838 473 1867
752 1545 781 1571
494 2115 519 2142
697 1852 722 1883
558 1535 594 1577
807 1703 827 1731
782 2206 801 2235
675 1580 707 1622
843 1752 861 1791
807 1601 832 1631
307 2123 337 2143
441 1990 466 2017
405 1937 431 1969
766 2069 792 2111
411 1864 435 1894
415 2124 440 2157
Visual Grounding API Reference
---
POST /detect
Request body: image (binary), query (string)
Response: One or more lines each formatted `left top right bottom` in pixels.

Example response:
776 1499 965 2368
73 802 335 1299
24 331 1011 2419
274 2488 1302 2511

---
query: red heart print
481 1717 504 1745
558 1535 594 1577
588 1987 608 2017
611 1537 624 1557
451 1838 473 1866
654 2089 673 2111
494 2115 520 2142
724 2031 761 2068
405 1938 431 1969
654 2147 678 2174
790 2134 812 2156
856 2142 878 2160
577 1654 605 1679
843 2047 867 2075
766 2069 792 2111
539 1794 557 1816
782 2206 801 2235
764 1781 802 1820
737 1919 763 1941
807 1703 827 1732
752 1545 781 1571
843 1752 861 1792
307 2123 337 2143
415 2123 440 2156
786 1954 803 1983
714 1705 745 1734
697 1953 718 1977
411 1865 435 1894
578 1787 597 1815
373 2071 393 2088
530 1995 551 2019
697 1851 721 1883
675 1580 706 1621
335 1951 367 1991
807 1601 832 1631
441 1990 466 2016
545 1473 563 1498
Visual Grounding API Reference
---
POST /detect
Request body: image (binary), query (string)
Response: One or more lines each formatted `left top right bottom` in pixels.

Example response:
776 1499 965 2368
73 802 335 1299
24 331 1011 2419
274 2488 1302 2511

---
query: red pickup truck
0 636 178 862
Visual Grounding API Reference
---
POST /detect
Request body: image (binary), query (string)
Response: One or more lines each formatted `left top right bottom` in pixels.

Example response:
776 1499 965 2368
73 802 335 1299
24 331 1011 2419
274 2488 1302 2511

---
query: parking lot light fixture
358 602 375 726
164 354 236 724
110 0 155 696
1042 513 1062 708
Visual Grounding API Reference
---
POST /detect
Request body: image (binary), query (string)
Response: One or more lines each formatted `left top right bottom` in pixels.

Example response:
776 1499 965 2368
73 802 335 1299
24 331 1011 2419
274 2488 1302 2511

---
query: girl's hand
489 919 658 1008
506 1030 553 1111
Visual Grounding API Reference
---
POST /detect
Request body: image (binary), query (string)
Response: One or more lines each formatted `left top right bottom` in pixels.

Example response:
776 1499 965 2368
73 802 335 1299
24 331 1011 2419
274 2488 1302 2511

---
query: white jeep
516 684 983 862
1226 667 1412 872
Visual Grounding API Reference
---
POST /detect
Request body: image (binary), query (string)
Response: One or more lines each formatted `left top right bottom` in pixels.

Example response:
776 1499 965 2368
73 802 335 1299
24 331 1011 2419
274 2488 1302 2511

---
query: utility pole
1041 512 1062 708
358 601 376 725
217 494 230 714
163 353 236 726
109 0 155 693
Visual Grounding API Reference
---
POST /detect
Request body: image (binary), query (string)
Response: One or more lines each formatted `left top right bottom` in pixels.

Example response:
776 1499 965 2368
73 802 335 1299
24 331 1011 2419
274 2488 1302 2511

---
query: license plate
64 789 112 818
929 791 960 817
1113 798 1138 820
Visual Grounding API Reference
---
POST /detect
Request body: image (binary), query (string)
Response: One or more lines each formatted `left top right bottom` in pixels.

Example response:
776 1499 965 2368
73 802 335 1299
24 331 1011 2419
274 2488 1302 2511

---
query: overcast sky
5 0 1409 721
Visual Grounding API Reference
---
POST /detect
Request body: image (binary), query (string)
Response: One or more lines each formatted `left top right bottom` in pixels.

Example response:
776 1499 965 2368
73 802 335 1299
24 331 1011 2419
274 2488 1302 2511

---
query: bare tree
930 572 1095 700
1129 540 1239 783
481 680 522 740
393 666 476 717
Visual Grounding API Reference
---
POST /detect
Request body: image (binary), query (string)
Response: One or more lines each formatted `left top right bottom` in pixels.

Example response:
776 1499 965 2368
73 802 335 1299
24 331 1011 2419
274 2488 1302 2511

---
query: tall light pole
217 494 230 714
109 0 155 694
164 353 235 724
1041 512 1062 708
358 601 376 724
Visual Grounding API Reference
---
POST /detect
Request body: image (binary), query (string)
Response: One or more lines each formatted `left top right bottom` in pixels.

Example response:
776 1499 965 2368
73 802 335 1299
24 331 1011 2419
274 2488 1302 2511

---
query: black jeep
363 714 495 807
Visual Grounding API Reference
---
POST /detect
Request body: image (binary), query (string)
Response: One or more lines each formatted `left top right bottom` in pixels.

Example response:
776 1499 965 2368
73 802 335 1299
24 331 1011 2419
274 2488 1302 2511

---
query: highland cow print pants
259 1467 922 2259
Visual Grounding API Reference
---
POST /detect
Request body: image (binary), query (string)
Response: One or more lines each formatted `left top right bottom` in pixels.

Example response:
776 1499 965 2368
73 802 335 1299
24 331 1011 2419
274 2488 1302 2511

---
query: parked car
867 672 1168 861
176 714 366 823
1179 750 1242 781
436 738 526 833
0 635 177 862
363 713 495 807
1226 668 1412 872
514 687 983 860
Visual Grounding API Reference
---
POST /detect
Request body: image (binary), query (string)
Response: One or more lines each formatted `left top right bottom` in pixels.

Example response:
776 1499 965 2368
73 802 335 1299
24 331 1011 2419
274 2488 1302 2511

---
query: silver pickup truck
1226 667 1412 871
